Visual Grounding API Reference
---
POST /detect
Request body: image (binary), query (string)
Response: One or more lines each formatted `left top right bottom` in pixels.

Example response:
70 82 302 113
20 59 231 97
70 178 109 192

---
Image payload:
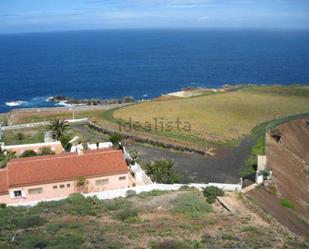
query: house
0 149 129 205
0 141 64 156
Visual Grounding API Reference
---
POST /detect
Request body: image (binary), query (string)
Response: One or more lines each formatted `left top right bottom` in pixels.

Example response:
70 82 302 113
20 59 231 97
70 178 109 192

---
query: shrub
106 241 123 249
129 149 140 163
49 235 84 249
59 134 73 152
113 207 139 222
142 159 179 184
172 192 212 218
16 132 25 141
280 198 295 209
109 132 123 147
125 190 136 198
203 186 224 204
39 146 55 155
105 198 131 211
137 190 168 198
304 165 309 174
13 215 47 229
151 240 204 249
20 150 37 158
65 193 104 216
46 223 84 249
241 225 264 235
76 176 86 187
34 199 66 214
19 233 48 249
0 150 15 168
241 135 265 177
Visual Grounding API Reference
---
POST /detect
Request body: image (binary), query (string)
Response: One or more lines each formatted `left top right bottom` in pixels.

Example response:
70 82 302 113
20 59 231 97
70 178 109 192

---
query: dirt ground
248 187 309 241
266 118 309 220
99 191 308 248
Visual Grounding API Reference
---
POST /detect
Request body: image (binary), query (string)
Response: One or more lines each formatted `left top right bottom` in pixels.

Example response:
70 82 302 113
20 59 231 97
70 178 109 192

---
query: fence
85 183 242 200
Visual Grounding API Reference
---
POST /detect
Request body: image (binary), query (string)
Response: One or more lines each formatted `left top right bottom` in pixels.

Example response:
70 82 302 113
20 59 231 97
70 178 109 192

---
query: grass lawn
10 110 104 125
2 127 45 145
1 123 109 146
70 124 110 144
113 85 309 143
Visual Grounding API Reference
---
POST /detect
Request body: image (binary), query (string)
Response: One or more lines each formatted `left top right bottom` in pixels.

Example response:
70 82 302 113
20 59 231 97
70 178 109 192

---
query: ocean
0 29 309 113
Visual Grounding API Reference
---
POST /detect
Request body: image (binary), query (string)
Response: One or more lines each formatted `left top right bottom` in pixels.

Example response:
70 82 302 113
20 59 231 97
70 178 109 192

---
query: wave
5 101 27 107
54 101 74 107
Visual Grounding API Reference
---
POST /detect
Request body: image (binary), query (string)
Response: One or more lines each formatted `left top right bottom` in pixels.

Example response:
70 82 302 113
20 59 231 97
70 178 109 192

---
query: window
95 179 109 185
14 190 22 197
28 187 43 195
60 184 65 189
66 184 71 188
53 185 58 189
119 176 126 181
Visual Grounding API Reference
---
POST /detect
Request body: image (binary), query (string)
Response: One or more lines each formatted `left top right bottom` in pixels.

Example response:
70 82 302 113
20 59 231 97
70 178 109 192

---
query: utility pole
69 107 75 120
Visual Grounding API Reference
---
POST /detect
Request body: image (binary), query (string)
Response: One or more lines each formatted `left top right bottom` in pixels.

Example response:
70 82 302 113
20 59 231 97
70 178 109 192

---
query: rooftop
0 149 128 193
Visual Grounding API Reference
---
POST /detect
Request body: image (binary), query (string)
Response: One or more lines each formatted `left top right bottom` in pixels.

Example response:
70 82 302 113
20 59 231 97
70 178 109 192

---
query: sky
0 0 309 33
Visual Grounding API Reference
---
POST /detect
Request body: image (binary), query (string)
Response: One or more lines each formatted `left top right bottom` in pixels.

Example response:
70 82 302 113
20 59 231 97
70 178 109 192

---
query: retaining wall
88 121 206 155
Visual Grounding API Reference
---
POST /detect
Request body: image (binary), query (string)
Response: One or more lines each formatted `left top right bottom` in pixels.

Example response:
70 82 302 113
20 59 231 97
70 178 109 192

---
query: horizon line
1 26 309 36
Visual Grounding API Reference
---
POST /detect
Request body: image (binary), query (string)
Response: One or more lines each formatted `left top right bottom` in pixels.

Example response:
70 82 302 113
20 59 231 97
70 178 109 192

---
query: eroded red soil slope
266 118 309 219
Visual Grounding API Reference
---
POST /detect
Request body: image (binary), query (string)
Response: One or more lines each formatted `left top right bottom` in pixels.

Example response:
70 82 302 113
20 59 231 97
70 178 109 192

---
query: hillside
0 189 307 249
266 118 309 220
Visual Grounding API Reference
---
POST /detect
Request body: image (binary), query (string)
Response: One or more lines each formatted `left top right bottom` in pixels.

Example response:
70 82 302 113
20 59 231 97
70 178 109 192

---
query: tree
109 132 123 148
143 159 178 184
48 119 70 141
203 186 224 204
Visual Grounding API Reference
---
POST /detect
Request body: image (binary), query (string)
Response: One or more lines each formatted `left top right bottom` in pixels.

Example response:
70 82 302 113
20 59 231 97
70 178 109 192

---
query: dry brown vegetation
1 190 307 249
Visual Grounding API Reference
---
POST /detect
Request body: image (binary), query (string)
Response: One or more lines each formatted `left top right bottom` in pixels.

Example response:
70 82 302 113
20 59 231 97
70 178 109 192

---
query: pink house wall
2 142 64 156
0 173 129 205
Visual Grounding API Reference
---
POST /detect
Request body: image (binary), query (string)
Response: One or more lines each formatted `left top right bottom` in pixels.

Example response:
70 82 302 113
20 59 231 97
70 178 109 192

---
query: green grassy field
2 127 45 145
10 110 103 125
113 86 309 144
1 124 108 146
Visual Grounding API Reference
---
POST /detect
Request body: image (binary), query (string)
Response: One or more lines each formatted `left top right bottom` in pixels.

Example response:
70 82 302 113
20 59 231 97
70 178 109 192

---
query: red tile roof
0 170 8 194
2 149 128 189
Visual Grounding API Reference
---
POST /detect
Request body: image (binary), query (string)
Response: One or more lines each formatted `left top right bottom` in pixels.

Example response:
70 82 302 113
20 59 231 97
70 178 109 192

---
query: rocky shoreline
48 95 135 106
48 84 255 106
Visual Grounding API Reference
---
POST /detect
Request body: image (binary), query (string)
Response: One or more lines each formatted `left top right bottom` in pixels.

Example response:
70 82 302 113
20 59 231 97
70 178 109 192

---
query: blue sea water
0 29 309 113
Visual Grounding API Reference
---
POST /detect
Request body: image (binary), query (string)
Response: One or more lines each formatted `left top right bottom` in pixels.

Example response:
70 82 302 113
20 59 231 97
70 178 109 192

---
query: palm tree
48 119 70 141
